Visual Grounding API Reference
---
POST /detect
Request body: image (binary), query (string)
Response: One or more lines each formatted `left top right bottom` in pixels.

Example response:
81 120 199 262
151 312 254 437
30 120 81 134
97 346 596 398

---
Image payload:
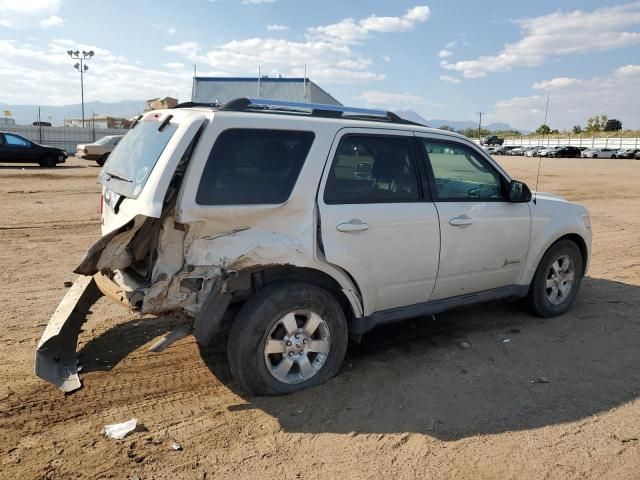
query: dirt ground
0 155 639 479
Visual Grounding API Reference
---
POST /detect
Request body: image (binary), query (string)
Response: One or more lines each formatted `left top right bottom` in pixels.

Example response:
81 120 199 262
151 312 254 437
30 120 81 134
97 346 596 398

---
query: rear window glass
196 129 314 205
101 120 178 198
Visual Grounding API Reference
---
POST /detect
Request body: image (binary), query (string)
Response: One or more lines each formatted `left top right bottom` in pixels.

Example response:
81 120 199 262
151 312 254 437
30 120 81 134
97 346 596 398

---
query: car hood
532 191 567 202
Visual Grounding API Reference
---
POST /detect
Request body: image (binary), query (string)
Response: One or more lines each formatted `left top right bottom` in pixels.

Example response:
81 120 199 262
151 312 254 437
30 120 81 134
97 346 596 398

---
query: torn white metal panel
151 216 186 283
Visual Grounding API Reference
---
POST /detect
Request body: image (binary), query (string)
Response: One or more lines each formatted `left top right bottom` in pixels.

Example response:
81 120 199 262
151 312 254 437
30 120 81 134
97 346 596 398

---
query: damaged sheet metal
35 275 103 392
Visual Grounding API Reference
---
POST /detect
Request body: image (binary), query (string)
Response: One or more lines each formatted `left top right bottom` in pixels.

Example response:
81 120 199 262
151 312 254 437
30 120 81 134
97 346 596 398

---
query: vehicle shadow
0 164 86 170
201 276 640 440
74 276 640 441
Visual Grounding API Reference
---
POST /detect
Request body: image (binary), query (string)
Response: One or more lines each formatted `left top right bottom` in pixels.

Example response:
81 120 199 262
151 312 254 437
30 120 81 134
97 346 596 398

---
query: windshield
101 120 178 198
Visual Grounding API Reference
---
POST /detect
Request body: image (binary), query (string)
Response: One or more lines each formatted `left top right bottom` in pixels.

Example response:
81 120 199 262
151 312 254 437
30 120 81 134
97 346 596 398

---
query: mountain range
396 109 519 132
0 102 521 133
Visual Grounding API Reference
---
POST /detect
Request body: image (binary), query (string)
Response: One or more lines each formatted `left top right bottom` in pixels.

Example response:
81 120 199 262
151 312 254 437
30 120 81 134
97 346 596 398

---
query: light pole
67 49 94 127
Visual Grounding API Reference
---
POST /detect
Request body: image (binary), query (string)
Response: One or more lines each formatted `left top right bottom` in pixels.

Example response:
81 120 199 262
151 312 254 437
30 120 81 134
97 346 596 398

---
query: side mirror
508 180 532 203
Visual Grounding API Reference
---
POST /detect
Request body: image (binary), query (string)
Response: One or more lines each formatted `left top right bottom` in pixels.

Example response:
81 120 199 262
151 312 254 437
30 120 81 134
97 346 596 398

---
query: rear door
416 134 531 300
318 129 440 315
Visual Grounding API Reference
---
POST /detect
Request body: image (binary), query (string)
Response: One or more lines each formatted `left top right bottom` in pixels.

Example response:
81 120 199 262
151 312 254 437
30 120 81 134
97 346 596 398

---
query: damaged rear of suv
36 98 591 395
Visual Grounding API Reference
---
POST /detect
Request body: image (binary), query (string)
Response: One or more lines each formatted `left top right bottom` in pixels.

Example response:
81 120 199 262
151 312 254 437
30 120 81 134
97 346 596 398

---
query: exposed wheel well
228 266 357 322
550 233 589 273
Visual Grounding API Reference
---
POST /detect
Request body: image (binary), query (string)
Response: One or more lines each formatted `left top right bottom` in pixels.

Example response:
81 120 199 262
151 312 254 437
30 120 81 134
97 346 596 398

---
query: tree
586 115 603 132
572 125 582 134
535 124 551 135
438 125 455 132
603 119 622 131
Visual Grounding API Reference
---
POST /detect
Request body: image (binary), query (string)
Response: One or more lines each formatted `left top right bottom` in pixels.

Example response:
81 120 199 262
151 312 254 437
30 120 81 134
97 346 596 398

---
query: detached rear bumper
34 276 103 392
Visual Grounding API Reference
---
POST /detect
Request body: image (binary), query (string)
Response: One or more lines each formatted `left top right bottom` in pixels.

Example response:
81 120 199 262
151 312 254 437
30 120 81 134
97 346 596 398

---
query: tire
97 153 109 166
227 281 348 396
39 155 56 168
592 154 598 158
528 239 584 318
611 155 616 159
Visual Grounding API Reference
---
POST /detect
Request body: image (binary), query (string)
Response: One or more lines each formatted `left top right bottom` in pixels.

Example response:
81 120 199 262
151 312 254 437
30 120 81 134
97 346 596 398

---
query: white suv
36 98 592 395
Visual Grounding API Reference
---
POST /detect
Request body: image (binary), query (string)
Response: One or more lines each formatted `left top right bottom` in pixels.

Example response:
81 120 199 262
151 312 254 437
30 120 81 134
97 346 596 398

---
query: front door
416 135 531 300
1 133 32 162
318 129 440 316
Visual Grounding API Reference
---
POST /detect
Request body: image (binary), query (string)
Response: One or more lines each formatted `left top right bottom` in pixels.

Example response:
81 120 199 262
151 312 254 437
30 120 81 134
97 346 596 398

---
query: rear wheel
227 282 348 396
97 153 109 166
39 155 56 168
611 155 617 159
528 239 584 318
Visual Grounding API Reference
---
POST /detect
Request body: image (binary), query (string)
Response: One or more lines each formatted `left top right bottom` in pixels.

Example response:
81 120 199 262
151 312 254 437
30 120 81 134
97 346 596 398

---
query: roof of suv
170 97 470 141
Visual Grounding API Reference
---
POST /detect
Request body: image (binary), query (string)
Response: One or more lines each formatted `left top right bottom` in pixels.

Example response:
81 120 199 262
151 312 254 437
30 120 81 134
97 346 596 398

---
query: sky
0 0 639 130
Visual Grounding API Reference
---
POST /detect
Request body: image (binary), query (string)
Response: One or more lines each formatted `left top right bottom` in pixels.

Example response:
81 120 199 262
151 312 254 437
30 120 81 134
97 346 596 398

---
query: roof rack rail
219 97 426 126
172 101 222 109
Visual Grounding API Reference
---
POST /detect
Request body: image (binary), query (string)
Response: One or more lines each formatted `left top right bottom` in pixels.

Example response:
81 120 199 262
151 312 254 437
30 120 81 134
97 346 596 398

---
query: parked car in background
581 148 618 159
76 135 124 166
539 146 564 157
617 148 639 159
496 146 520 155
35 97 591 396
547 146 582 158
481 135 504 146
0 131 67 167
507 146 527 156
525 146 545 157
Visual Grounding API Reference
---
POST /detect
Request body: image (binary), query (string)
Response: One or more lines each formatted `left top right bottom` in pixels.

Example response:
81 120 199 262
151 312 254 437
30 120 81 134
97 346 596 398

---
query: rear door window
196 129 314 205
324 135 420 204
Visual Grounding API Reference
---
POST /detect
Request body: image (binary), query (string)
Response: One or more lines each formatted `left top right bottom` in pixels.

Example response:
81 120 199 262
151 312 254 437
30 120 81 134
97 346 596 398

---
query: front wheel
528 239 584 318
227 282 348 396
39 155 56 168
611 155 617 159
97 153 109 166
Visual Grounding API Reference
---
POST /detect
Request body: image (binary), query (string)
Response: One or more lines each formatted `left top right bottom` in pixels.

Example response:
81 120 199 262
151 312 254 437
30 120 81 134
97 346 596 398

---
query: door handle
449 215 473 227
336 219 369 233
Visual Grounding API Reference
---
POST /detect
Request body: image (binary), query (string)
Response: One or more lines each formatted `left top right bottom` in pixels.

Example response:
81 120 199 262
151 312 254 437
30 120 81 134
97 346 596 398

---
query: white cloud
167 26 176 35
308 5 430 43
0 39 192 105
0 0 61 28
40 15 63 27
166 6 429 83
356 90 424 109
439 75 461 84
267 24 289 31
532 77 580 90
242 0 275 4
438 49 452 58
441 2 640 78
164 62 185 69
492 65 640 129
165 41 201 60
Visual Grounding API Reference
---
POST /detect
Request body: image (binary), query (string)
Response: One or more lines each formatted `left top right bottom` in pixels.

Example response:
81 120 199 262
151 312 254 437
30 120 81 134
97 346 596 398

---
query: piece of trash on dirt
63 281 73 288
531 377 550 384
102 418 138 440
502 338 511 343
171 441 183 451
459 341 472 348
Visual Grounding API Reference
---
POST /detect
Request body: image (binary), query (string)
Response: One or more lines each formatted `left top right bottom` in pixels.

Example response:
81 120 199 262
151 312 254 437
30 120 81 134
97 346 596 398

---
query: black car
0 132 67 167
548 146 582 158
481 135 504 146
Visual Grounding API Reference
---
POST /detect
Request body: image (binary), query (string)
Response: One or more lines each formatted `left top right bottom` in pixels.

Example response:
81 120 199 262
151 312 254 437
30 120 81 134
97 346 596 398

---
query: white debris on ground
102 418 138 440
